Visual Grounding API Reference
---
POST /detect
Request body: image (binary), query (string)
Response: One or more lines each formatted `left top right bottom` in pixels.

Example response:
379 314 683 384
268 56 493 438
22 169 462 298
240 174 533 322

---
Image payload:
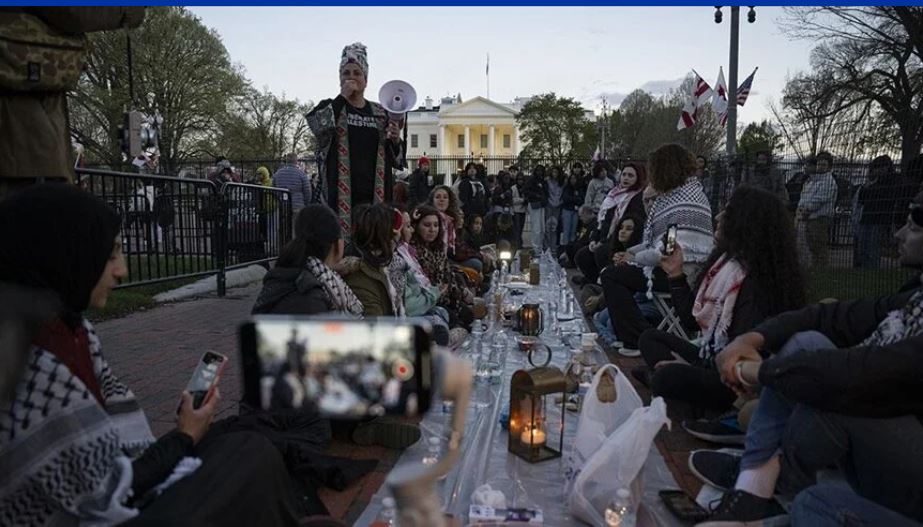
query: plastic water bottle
604 488 636 527
371 496 396 526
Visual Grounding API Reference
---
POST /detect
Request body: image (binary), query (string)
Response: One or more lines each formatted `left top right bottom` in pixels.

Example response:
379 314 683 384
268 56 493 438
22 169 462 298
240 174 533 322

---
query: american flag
736 67 758 106
677 72 714 130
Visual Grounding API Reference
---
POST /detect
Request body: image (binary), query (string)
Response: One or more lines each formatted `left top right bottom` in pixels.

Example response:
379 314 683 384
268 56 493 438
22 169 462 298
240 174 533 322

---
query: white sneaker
618 347 641 357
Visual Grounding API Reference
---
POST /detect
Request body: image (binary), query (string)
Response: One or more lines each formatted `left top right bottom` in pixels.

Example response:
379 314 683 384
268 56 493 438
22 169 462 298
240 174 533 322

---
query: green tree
516 93 597 164
69 6 246 174
605 76 723 160
737 120 783 161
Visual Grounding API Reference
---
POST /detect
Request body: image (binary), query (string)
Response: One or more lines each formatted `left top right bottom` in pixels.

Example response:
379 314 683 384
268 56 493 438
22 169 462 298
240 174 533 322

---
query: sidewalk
94 283 394 522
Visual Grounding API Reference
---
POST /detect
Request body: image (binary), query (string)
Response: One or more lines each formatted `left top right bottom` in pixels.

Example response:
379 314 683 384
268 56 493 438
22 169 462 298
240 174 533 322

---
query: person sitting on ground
560 205 598 268
634 187 805 417
687 191 923 527
410 205 474 331
341 204 403 317
451 211 485 274
427 184 461 254
591 215 645 345
253 204 362 316
391 211 451 346
573 162 648 286
600 143 714 357
484 211 517 253
0 184 308 526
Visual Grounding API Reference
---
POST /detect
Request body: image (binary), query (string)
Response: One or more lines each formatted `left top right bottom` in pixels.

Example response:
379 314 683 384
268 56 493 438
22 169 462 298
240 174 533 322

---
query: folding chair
652 292 694 341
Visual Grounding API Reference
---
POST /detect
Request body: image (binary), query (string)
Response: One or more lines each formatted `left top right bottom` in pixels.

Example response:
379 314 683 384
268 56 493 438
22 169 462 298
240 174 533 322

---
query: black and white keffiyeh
0 319 154 527
643 178 714 261
861 289 923 347
305 257 363 316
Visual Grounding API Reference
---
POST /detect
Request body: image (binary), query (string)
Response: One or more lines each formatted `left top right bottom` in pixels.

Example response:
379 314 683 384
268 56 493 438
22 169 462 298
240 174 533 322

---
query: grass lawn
807 266 914 302
122 253 214 282
88 276 202 322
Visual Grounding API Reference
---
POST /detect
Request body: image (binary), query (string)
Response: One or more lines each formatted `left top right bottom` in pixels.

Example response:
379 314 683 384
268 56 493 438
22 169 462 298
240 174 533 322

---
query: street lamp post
598 97 609 159
715 6 756 157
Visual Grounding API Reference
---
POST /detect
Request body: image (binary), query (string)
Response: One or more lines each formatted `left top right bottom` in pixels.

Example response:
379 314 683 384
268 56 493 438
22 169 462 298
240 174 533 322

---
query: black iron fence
76 168 292 296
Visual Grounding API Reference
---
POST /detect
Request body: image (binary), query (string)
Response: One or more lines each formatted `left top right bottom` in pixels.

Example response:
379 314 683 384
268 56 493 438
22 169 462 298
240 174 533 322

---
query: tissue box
469 505 543 524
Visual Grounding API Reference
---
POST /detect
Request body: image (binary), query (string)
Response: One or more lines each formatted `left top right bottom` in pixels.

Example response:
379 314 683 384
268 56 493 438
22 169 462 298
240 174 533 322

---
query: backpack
0 11 87 92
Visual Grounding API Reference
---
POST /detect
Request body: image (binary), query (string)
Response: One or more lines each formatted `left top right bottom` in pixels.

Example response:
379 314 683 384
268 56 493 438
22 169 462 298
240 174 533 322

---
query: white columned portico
464 126 471 157
512 127 520 156
488 125 495 156
439 125 447 156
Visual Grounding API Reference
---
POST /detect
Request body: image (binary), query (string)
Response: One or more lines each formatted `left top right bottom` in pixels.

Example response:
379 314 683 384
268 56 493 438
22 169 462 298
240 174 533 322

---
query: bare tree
780 6 923 166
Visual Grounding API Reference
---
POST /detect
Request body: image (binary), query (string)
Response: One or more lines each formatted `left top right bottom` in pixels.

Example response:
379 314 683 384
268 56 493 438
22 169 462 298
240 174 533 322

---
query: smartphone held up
240 317 432 419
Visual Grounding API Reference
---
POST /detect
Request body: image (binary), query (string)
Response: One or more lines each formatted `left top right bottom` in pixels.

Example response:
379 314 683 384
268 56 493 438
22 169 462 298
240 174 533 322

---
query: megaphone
379 80 417 122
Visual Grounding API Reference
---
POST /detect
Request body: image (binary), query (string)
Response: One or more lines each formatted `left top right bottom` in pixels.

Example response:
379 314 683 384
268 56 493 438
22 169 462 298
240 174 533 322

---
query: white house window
480 134 488 148
503 134 511 148
457 135 465 149
411 134 419 148
430 134 437 148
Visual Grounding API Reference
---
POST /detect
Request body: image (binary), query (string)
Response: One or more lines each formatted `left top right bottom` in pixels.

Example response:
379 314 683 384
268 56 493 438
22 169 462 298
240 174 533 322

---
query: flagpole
727 6 739 156
486 53 490 100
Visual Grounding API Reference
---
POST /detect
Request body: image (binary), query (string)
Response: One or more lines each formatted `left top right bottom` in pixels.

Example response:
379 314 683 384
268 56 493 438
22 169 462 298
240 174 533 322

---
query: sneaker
618 346 641 358
684 416 746 446
630 365 652 388
688 450 742 492
352 418 422 450
695 489 788 527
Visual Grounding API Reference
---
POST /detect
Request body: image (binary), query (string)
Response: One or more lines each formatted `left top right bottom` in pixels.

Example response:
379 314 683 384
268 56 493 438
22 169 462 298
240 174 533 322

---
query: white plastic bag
568 397 671 527
564 364 642 495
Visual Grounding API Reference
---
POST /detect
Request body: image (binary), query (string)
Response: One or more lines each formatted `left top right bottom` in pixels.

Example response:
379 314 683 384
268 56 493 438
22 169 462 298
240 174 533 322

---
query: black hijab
0 184 122 326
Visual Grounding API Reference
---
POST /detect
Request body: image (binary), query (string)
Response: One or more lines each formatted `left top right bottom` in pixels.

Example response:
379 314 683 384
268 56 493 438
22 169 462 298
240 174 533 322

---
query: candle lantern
515 303 544 336
508 367 566 463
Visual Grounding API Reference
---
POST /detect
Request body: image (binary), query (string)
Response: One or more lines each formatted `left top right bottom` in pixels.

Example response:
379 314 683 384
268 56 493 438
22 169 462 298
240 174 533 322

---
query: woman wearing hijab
0 184 304 526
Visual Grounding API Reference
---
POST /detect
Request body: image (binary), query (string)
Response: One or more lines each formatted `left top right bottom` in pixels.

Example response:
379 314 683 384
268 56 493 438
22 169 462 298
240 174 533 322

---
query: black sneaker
695 489 788 526
631 365 652 388
352 418 421 449
683 416 746 445
688 450 741 492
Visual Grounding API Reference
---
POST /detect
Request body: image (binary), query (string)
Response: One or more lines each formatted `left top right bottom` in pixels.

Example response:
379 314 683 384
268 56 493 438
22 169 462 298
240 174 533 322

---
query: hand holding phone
662 224 678 256
177 388 220 444
184 351 228 410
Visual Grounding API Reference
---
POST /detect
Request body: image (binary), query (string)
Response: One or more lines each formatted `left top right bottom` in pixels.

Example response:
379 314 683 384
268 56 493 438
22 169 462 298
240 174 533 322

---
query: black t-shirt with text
342 102 379 206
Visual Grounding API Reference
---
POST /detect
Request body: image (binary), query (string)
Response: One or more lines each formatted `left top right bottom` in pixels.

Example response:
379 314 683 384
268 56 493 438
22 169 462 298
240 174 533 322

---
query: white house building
405 95 522 159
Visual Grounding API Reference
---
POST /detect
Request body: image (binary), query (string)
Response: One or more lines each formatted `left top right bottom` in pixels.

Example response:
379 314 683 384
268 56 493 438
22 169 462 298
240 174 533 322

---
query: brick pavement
94 278 703 524
93 283 399 524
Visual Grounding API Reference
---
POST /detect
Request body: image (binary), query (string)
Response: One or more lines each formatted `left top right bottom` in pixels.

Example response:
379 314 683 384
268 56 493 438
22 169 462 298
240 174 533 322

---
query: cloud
581 77 685 111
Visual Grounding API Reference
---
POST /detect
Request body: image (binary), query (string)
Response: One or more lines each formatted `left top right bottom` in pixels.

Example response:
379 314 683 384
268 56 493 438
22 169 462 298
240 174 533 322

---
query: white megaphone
379 80 417 123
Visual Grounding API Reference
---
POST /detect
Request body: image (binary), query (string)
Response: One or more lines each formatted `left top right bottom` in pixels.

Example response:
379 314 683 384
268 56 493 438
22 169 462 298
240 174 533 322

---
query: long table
358 257 684 526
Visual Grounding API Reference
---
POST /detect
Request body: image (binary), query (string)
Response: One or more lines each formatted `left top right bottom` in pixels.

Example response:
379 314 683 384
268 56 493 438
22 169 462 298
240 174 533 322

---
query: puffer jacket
251 267 329 315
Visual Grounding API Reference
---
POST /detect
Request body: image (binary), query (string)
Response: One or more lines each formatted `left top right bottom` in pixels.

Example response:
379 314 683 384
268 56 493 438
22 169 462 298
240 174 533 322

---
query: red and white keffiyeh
692 254 747 358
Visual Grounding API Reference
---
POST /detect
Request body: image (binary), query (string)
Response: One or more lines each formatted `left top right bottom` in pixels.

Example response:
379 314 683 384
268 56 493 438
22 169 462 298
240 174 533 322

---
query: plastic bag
564 363 642 496
568 397 671 526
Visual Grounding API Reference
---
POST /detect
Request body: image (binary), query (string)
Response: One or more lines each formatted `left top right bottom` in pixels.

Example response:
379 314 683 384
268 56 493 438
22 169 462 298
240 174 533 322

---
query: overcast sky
191 6 815 125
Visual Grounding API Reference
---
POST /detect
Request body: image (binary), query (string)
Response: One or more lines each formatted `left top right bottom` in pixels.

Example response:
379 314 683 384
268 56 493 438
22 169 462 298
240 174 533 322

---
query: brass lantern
508 367 566 463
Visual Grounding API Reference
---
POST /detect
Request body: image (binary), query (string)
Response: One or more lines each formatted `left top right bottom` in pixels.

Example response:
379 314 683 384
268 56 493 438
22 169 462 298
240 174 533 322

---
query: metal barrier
76 168 292 296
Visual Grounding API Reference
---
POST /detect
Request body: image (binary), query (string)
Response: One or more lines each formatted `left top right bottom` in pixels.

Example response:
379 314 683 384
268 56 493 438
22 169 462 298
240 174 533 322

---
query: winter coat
343 260 395 317
252 267 330 315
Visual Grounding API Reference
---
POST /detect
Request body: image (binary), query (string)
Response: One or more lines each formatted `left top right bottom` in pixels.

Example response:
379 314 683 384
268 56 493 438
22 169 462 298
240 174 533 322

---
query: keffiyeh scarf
692 255 747 359
335 105 386 236
860 289 923 347
305 256 363 316
598 186 641 225
0 319 155 527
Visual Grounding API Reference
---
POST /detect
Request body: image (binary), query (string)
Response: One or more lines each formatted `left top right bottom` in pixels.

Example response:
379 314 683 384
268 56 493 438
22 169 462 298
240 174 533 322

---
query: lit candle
520 427 546 447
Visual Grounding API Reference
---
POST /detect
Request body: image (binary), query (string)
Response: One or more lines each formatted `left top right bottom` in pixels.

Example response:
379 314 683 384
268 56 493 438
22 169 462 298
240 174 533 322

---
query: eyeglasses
910 203 923 228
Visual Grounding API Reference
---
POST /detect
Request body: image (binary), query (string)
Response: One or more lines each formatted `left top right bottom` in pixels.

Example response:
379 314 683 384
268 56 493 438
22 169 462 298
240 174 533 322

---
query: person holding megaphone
307 42 407 237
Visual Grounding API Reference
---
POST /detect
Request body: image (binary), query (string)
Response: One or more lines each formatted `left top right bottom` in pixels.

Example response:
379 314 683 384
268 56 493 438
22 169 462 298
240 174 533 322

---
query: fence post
215 186 228 297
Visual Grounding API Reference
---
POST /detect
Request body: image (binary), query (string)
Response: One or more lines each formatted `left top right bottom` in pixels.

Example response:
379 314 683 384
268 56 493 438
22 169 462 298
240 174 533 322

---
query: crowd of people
2 35 923 527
